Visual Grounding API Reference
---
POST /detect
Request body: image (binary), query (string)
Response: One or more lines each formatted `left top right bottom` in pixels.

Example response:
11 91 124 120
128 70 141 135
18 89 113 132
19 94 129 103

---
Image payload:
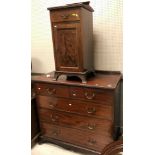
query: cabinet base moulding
53 70 95 83
38 136 101 155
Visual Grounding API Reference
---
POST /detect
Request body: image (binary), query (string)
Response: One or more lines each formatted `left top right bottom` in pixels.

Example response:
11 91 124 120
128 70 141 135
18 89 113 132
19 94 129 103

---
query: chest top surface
32 71 122 90
47 1 94 12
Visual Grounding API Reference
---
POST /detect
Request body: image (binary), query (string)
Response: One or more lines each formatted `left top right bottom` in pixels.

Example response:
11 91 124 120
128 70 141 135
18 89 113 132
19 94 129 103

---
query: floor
32 143 123 155
31 143 85 155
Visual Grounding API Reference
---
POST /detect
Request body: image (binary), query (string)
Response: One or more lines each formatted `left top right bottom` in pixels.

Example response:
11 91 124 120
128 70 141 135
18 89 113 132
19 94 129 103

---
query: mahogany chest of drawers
32 72 122 155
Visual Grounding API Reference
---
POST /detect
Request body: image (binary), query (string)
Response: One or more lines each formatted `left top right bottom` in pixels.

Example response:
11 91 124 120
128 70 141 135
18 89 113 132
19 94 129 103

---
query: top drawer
50 8 80 22
70 87 114 104
35 83 69 98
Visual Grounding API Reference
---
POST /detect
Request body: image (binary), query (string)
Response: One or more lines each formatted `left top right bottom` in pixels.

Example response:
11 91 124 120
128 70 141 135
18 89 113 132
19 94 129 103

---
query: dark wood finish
53 70 95 83
37 96 113 120
35 82 114 104
53 22 81 72
120 79 123 136
32 71 122 89
70 86 114 103
35 83 69 98
101 139 123 155
38 136 99 155
31 85 40 147
32 72 122 154
47 1 94 12
39 108 113 133
40 123 113 152
48 2 94 82
113 81 122 140
50 8 81 22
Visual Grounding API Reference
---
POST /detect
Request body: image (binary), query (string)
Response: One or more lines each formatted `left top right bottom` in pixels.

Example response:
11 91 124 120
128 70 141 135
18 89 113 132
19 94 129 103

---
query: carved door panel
53 23 82 72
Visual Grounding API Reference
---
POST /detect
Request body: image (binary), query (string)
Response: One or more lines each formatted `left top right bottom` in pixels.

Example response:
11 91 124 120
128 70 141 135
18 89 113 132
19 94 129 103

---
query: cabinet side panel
49 12 58 70
113 81 122 140
81 8 94 71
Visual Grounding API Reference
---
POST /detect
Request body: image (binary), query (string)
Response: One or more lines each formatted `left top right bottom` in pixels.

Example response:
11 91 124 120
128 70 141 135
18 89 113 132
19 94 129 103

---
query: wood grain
33 71 122 154
36 96 113 120
40 123 113 152
39 108 113 133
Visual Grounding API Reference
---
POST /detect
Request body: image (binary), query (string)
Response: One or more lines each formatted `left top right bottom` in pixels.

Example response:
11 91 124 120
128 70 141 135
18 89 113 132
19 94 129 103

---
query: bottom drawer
40 123 113 152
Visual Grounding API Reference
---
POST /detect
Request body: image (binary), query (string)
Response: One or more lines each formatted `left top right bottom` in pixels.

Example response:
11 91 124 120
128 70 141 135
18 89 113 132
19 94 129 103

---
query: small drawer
50 8 80 22
37 96 113 120
70 86 114 104
40 123 113 152
35 83 69 98
39 109 113 134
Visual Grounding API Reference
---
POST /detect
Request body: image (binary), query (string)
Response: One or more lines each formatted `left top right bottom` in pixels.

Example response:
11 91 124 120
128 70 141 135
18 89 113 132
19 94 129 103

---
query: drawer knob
88 138 96 145
61 14 69 19
85 92 95 100
46 88 56 95
87 107 96 114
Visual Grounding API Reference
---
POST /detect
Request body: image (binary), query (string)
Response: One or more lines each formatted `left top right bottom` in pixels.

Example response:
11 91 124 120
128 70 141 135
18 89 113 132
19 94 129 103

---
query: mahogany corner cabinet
47 1 94 83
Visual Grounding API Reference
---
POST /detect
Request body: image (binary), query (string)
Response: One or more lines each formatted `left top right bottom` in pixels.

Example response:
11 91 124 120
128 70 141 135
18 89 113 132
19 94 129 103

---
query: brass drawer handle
87 123 96 130
71 90 77 97
60 13 78 19
46 88 56 95
50 114 59 122
85 92 95 100
37 87 41 94
88 138 96 145
87 107 96 114
72 93 76 96
71 13 79 17
49 102 57 108
61 14 69 19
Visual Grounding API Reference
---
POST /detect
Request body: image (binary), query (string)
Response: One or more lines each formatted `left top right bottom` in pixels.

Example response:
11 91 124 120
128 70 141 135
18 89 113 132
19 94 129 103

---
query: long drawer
35 83 114 105
40 122 113 152
39 108 113 134
36 96 113 120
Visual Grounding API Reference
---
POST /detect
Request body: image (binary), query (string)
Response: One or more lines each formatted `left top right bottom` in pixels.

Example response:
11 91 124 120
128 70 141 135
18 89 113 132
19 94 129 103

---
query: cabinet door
52 23 83 72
